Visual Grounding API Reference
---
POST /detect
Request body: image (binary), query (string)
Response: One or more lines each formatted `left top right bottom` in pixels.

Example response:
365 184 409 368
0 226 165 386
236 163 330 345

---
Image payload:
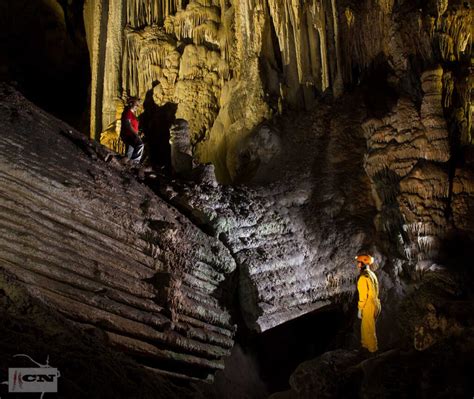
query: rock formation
83 0 350 180
0 84 236 382
0 0 473 396
155 96 375 333
84 0 472 183
363 67 452 267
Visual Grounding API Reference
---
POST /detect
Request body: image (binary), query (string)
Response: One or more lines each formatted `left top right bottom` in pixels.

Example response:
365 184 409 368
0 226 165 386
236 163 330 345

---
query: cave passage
237 306 346 394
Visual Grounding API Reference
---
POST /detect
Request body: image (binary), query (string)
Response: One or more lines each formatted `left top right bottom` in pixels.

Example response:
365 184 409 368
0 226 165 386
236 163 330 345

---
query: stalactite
310 3 329 91
126 0 180 28
218 5 234 65
339 0 391 82
166 3 221 46
122 27 179 102
435 10 472 61
442 71 453 108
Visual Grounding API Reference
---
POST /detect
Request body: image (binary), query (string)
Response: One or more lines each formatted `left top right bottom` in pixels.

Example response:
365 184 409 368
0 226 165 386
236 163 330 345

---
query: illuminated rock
156 99 377 332
363 67 453 265
0 85 236 381
83 0 349 182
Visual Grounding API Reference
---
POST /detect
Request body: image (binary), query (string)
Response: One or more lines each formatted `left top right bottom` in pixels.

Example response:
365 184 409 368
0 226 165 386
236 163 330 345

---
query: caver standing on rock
120 96 144 163
356 254 381 353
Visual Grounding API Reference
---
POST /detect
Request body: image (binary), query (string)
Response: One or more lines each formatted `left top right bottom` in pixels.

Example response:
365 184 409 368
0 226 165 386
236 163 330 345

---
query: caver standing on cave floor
120 96 144 163
356 254 381 353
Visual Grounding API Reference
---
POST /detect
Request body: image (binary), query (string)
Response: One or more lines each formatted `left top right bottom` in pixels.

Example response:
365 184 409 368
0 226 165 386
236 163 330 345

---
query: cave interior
0 0 473 398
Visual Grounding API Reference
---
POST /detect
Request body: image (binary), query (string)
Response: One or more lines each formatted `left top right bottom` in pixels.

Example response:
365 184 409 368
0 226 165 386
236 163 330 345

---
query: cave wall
84 0 348 182
3 0 470 167
82 0 473 332
85 0 471 183
1 1 473 392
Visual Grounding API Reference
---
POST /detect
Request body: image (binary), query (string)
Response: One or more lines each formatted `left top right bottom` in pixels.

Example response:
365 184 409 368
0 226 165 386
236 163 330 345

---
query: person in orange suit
356 254 381 353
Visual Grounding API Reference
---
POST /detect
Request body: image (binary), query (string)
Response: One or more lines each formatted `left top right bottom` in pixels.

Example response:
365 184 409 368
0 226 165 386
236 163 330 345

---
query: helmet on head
355 254 374 266
126 96 140 107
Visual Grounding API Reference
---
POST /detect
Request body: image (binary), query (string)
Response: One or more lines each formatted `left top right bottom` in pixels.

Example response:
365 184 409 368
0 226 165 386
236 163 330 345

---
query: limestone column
84 0 109 140
102 0 125 135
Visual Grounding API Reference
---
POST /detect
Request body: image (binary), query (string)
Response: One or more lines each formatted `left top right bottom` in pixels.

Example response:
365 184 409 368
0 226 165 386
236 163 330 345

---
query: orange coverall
357 268 381 352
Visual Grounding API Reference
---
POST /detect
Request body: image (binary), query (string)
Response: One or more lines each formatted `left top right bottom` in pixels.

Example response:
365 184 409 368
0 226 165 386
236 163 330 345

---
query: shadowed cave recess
0 0 473 398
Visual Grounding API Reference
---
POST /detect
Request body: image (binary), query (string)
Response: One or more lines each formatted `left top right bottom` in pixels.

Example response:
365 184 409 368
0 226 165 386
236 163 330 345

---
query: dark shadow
438 231 474 290
359 54 399 119
371 168 408 261
234 306 345 394
0 0 90 131
305 93 377 245
141 89 177 174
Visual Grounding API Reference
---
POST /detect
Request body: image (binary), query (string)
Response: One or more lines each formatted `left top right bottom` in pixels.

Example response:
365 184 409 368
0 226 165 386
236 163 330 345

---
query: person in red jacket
120 97 144 163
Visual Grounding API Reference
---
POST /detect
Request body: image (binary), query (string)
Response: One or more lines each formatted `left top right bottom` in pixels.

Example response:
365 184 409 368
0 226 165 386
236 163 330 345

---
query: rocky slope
0 84 236 382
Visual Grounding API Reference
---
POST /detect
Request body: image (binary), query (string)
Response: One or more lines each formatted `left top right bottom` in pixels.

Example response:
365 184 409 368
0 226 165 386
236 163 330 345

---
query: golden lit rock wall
84 0 471 181
84 0 351 182
338 0 472 144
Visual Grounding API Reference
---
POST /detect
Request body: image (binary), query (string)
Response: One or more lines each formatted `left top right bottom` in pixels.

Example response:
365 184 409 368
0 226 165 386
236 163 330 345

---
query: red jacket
121 108 139 139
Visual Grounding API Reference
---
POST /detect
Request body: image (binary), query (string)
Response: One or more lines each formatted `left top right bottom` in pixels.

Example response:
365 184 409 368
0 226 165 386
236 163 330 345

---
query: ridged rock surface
452 148 474 235
362 68 452 266
157 96 377 332
362 66 474 272
0 85 236 381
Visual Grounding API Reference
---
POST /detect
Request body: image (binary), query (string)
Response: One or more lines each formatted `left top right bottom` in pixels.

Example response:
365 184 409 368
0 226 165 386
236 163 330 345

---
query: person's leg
121 134 134 160
131 140 144 163
127 135 143 163
361 304 378 352
125 144 134 159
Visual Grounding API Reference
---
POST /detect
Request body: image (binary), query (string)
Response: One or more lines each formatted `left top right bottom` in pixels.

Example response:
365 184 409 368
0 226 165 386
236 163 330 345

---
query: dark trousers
121 134 144 163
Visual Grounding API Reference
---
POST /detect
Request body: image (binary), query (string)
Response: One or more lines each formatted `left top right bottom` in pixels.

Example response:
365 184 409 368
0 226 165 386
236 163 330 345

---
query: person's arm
357 275 369 310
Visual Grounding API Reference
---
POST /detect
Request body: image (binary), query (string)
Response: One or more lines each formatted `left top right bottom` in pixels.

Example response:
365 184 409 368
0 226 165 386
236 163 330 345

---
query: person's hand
358 309 362 319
